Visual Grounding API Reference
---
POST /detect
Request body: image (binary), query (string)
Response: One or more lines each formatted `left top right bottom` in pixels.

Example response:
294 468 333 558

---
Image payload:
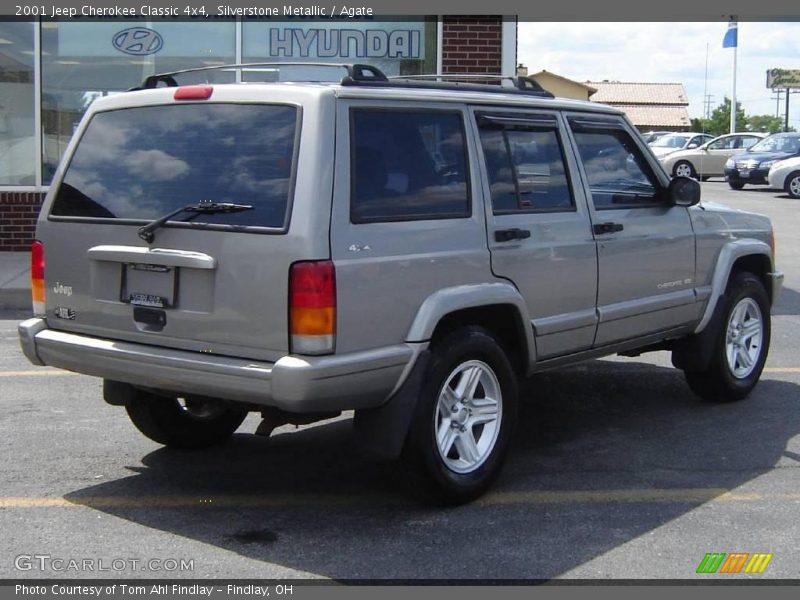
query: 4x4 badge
348 244 372 253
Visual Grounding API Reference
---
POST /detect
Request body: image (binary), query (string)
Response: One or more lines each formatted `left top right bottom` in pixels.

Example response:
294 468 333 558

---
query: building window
0 21 35 186
241 19 438 80
40 20 236 184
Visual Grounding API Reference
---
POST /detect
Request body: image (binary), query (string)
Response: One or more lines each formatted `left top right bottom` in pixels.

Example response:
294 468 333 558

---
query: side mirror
687 142 699 149
668 176 701 207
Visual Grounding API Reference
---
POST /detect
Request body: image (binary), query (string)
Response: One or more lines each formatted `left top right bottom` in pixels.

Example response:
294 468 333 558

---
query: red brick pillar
0 192 45 251
441 16 503 75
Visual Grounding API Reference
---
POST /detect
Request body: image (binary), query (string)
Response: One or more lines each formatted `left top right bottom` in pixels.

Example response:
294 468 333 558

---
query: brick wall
0 192 45 251
441 16 503 75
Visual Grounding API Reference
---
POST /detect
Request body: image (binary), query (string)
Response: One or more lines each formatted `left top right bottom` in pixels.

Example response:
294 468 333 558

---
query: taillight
31 240 45 316
289 261 336 355
174 85 213 101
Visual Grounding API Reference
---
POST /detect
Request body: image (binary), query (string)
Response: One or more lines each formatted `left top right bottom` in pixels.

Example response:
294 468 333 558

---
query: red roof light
174 85 213 101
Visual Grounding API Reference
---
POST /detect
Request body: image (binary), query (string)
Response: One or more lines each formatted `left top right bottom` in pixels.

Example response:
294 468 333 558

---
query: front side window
478 126 573 213
572 128 660 209
51 104 298 229
350 110 470 223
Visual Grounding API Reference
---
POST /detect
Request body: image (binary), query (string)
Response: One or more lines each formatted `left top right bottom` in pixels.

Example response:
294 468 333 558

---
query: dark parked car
724 132 800 190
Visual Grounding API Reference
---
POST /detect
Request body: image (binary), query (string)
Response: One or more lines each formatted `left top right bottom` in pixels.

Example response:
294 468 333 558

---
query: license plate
739 169 750 178
122 263 176 308
129 293 166 308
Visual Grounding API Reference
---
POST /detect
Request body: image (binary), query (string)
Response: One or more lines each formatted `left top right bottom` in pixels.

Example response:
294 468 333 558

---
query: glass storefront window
0 21 35 186
241 18 438 81
41 20 236 184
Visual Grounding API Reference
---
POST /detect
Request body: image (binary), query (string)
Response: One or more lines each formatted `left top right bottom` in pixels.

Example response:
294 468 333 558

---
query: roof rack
129 62 554 98
350 71 554 97
131 62 388 90
390 73 552 93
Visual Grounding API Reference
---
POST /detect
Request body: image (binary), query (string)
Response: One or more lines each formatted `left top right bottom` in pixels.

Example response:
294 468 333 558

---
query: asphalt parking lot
1 180 799 581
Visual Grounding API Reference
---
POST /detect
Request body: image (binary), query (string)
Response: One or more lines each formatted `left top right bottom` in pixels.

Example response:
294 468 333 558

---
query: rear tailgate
36 85 334 361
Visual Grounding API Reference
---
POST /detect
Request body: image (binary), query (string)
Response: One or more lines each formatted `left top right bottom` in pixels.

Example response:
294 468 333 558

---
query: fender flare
405 282 536 358
694 239 773 335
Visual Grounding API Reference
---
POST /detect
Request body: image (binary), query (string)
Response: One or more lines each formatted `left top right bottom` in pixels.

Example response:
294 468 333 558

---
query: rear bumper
18 318 418 412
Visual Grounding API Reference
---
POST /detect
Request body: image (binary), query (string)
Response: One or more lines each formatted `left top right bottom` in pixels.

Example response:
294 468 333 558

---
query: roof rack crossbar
130 62 389 90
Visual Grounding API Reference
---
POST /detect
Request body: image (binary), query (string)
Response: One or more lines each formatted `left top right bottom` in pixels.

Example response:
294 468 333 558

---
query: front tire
673 161 697 179
784 171 800 198
684 272 770 402
125 390 248 449
728 180 746 190
403 327 518 504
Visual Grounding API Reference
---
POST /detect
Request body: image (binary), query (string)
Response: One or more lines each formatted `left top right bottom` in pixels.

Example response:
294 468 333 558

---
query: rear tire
673 161 697 179
403 326 518 505
728 180 745 190
784 171 800 198
125 390 248 449
684 272 770 402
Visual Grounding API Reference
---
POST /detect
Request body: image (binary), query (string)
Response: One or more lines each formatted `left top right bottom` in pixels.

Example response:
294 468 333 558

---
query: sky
517 22 800 129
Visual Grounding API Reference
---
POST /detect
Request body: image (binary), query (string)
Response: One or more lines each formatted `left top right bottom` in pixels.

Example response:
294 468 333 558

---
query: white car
767 156 800 198
649 132 715 159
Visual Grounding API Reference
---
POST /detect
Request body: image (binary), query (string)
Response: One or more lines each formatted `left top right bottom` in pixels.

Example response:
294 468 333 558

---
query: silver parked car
661 132 766 180
18 63 783 503
649 132 715 159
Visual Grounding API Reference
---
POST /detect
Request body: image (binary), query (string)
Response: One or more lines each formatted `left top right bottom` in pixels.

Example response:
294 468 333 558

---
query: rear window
50 104 298 230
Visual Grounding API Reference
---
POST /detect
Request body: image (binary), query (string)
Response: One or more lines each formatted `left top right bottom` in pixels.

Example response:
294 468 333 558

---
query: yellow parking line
2 489 799 509
0 370 77 377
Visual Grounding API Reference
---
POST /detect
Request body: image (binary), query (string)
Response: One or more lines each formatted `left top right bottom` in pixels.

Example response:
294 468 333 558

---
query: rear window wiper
137 200 254 243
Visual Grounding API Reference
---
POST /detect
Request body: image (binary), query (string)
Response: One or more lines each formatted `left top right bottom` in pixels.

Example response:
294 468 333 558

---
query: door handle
593 222 624 235
494 228 531 242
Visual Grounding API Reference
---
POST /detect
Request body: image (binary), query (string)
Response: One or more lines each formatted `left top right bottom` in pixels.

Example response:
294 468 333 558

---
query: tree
746 114 794 134
693 98 747 136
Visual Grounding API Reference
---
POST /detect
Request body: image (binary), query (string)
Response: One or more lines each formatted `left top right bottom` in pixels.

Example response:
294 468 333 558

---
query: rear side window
478 126 573 213
51 104 298 230
350 110 470 223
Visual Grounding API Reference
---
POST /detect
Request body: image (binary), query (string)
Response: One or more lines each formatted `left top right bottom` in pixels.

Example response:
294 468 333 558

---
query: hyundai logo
112 27 163 56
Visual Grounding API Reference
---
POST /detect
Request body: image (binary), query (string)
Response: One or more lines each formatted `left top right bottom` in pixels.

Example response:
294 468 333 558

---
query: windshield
51 103 298 229
749 135 800 154
651 134 689 148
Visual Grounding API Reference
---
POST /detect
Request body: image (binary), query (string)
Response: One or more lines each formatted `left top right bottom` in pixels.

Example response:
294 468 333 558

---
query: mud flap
352 350 431 461
103 379 139 406
671 293 728 372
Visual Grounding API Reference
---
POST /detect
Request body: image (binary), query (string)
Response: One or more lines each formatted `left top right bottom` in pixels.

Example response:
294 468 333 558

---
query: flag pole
729 17 738 133
730 41 738 133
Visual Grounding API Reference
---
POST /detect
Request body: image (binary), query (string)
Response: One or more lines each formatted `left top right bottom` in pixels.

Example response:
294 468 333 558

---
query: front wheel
125 390 248 449
673 161 697 179
403 327 518 504
684 272 770 402
728 180 746 190
784 171 800 198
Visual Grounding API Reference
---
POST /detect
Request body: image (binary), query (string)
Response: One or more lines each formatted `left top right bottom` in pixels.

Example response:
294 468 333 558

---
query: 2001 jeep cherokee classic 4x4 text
18 64 784 503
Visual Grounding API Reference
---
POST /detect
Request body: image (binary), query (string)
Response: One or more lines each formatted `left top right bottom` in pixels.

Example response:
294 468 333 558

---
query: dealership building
0 16 516 250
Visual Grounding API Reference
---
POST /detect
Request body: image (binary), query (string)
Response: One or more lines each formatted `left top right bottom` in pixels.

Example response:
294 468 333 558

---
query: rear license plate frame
121 263 177 309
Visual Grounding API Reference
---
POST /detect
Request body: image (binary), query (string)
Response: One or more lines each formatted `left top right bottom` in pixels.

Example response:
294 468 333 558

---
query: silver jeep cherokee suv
18 63 783 503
